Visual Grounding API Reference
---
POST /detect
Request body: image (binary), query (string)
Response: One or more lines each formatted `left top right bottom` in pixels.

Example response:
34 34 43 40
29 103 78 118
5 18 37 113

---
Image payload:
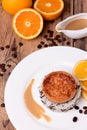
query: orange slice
34 0 64 21
12 8 43 40
73 60 87 81
80 80 87 91
82 89 87 101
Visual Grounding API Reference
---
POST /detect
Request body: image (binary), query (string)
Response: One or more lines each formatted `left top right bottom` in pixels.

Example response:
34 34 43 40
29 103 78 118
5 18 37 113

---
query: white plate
5 46 87 130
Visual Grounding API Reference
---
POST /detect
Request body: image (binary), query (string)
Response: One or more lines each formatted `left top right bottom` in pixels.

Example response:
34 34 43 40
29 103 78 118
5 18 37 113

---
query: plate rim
4 46 87 130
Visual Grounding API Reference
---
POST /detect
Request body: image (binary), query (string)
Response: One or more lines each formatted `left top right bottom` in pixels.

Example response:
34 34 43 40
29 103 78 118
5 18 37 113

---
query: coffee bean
67 41 70 45
79 109 83 114
47 30 54 37
83 106 87 110
19 42 23 47
3 68 6 72
44 44 48 47
0 47 4 50
7 64 11 68
0 64 5 70
74 106 79 110
1 103 5 107
1 64 5 67
54 35 60 40
2 69 6 72
44 35 48 39
40 41 45 45
47 29 52 33
37 44 42 49
12 53 17 58
84 110 87 114
5 45 10 49
73 116 78 122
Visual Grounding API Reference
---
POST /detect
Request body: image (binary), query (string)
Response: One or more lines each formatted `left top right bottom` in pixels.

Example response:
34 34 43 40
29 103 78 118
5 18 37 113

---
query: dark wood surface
0 0 87 130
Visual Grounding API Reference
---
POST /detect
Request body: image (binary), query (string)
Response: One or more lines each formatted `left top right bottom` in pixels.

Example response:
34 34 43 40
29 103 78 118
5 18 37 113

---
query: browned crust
42 71 77 103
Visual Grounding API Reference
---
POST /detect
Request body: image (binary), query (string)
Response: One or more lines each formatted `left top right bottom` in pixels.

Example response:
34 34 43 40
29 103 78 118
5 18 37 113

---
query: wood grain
0 0 87 130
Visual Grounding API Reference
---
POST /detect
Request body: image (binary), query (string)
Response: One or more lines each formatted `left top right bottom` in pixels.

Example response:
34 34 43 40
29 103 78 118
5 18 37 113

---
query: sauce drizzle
24 79 51 122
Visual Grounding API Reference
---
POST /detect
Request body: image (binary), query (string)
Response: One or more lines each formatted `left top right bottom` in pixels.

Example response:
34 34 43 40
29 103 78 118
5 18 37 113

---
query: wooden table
0 0 87 130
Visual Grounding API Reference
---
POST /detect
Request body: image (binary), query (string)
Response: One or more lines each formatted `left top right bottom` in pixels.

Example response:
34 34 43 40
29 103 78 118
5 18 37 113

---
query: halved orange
34 0 64 21
12 8 43 40
73 60 87 81
80 80 87 91
2 0 32 15
82 89 87 101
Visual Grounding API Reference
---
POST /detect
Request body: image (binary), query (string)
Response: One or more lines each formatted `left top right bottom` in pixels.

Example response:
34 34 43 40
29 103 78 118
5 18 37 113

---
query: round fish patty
39 85 81 112
42 71 77 103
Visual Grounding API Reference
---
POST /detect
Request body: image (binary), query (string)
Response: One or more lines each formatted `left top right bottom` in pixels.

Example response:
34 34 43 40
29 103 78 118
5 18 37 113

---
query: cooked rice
38 85 81 112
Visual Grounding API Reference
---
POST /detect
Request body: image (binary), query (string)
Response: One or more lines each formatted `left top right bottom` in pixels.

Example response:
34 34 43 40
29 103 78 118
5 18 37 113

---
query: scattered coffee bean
1 103 5 107
74 106 79 110
40 41 45 45
54 35 60 40
83 106 87 110
37 44 42 49
47 30 54 37
5 45 10 49
7 64 11 68
44 44 48 47
67 41 70 45
0 64 6 70
79 109 83 114
1 64 5 68
0 47 4 50
73 116 78 122
47 29 52 33
19 42 23 47
2 69 6 72
84 110 87 114
44 35 48 39
12 53 17 58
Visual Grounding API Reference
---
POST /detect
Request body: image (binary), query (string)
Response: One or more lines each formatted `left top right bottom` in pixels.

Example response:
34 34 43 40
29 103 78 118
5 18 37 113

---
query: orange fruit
2 0 32 15
73 60 87 81
81 89 87 101
34 0 64 21
80 80 87 91
12 8 43 40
